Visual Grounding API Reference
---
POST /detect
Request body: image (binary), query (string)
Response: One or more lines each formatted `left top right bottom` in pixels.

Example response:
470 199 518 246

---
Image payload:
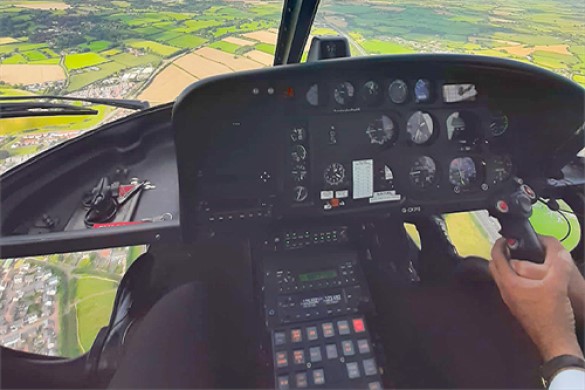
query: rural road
321 17 367 56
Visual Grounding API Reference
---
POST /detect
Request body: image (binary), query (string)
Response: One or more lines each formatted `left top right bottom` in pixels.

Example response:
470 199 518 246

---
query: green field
67 61 126 92
75 276 117 352
167 35 207 49
210 40 240 54
110 53 161 67
361 39 416 55
78 40 112 52
255 42 275 55
64 53 108 70
126 40 180 57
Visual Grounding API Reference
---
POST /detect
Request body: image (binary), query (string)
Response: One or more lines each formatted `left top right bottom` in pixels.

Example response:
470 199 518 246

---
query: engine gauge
333 81 355 106
388 79 408 104
492 155 513 183
446 112 466 140
366 115 396 146
449 157 479 188
360 81 382 106
407 111 434 144
291 144 307 163
291 165 308 183
409 156 438 189
306 84 319 106
490 112 509 136
324 162 346 186
414 79 431 103
293 186 309 203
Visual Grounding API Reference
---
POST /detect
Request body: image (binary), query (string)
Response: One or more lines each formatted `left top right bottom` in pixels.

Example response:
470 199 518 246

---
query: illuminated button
306 326 318 341
309 346 322 362
369 382 382 390
322 322 335 338
363 358 378 376
346 362 361 379
335 190 349 199
291 329 302 343
274 331 286 346
296 372 308 388
312 369 325 385
277 376 290 390
337 320 350 335
357 339 371 354
330 198 340 208
326 343 338 359
352 318 366 333
342 340 355 356
293 349 305 364
320 191 334 200
275 351 288 368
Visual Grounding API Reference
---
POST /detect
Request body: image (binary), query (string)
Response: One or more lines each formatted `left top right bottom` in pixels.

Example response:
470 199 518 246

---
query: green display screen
299 270 338 282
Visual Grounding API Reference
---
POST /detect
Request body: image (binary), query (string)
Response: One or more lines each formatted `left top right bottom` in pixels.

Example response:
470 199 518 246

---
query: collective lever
489 183 545 263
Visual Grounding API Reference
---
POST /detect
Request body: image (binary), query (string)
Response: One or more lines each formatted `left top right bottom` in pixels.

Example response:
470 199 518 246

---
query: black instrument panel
173 54 584 240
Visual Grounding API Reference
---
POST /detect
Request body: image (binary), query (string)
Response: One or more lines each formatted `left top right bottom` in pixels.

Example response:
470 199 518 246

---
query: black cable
558 210 572 242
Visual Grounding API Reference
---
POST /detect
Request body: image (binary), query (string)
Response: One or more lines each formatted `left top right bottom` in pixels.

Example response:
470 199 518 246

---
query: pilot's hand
509 235 585 328
490 237 583 361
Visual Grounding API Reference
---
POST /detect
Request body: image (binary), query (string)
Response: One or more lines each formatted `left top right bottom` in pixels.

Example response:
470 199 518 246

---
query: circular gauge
324 162 346 186
490 112 509 136
290 126 307 143
360 81 382 106
492 155 513 183
407 111 434 144
306 84 319 106
366 115 396 146
293 186 309 203
414 79 431 103
409 156 438 189
291 165 307 183
446 112 466 140
449 157 479 188
291 144 307 163
333 81 355 106
388 79 408 104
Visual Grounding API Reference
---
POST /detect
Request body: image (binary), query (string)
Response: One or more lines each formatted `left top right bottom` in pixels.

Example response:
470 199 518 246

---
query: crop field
223 36 256 46
242 30 278 44
361 40 416 55
138 64 197 105
110 53 161 67
245 50 273 66
210 40 240 54
65 53 108 70
67 62 126 92
126 40 181 57
254 42 276 55
0 64 65 85
166 35 207 49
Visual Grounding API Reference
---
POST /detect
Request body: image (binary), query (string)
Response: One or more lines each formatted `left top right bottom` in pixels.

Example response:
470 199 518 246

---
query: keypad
271 316 381 388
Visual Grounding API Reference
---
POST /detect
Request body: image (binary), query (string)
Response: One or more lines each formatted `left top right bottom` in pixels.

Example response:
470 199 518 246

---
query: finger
491 238 518 282
539 235 565 265
510 259 547 280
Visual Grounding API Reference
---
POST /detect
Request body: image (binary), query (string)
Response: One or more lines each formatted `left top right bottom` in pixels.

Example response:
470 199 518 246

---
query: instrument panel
173 54 584 237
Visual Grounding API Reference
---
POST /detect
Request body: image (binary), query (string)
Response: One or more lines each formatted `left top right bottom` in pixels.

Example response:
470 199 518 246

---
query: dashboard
173 54 584 239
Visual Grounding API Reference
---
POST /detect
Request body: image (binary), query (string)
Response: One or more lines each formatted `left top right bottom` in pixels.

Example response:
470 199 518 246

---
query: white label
335 190 349 199
369 191 401 204
443 84 477 103
384 165 394 180
320 190 334 200
352 160 374 199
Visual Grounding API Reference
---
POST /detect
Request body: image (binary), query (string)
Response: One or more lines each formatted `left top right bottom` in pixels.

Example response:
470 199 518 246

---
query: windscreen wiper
0 95 149 110
0 101 99 119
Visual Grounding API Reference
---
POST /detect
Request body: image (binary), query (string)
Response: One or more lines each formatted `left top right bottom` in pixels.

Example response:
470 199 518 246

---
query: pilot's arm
490 236 585 389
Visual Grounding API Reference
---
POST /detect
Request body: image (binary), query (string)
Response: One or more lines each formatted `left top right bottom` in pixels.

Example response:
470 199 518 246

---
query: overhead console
173 54 584 240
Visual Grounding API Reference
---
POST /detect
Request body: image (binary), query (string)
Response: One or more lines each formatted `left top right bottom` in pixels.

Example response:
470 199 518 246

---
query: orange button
352 318 365 333
330 198 340 207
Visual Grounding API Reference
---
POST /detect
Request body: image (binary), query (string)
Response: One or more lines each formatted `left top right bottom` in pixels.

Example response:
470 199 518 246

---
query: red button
496 200 509 213
330 198 340 208
507 238 519 250
352 318 365 333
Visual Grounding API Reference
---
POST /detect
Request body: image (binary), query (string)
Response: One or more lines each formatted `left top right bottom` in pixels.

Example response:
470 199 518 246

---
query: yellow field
445 213 492 259
194 47 263 71
242 30 278 45
0 37 18 45
496 44 571 57
138 64 196 105
245 50 273 66
14 1 69 10
174 53 232 78
0 64 65 85
223 36 256 46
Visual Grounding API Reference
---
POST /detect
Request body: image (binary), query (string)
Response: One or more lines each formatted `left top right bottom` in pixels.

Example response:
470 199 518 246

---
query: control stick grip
499 216 545 263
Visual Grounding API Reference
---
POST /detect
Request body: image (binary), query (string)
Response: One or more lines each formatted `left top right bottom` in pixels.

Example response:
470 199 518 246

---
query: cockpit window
0 1 280 174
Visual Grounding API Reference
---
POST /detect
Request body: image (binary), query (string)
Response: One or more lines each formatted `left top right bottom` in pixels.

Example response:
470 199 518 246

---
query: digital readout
299 270 338 282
